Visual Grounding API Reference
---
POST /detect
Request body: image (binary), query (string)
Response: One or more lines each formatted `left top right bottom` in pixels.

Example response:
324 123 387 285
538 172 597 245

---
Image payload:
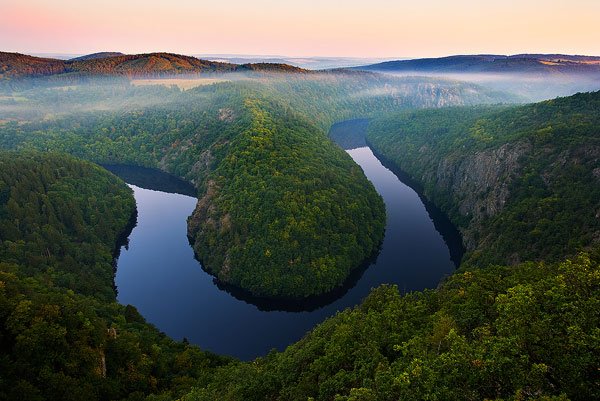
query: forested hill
0 51 309 79
0 71 597 400
182 253 599 401
0 80 387 299
0 52 68 79
367 91 600 267
1 153 597 401
0 74 515 298
357 54 600 74
0 151 231 400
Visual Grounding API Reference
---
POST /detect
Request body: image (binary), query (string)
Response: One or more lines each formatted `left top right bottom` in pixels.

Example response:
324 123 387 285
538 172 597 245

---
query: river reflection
113 123 460 360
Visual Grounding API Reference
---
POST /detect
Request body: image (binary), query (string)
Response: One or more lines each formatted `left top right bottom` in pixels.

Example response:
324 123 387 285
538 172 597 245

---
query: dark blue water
114 145 458 360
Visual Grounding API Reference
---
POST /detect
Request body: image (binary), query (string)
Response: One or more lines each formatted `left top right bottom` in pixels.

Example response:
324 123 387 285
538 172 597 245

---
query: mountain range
355 54 600 75
0 52 307 80
5 52 600 81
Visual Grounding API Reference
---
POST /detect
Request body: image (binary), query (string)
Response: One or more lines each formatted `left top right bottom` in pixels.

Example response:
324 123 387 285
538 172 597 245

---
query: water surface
114 127 459 360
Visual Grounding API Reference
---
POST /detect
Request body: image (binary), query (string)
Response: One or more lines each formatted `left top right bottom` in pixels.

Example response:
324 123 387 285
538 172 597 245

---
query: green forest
188 96 385 297
0 74 511 297
367 92 600 267
0 75 598 400
183 253 599 401
0 151 231 400
1 151 597 400
0 78 387 297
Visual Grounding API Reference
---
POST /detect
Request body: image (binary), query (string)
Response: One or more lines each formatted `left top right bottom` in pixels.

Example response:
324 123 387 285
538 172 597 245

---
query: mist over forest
0 49 599 401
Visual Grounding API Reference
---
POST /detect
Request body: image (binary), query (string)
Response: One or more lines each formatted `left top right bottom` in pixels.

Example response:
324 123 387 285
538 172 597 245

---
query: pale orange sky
1 0 599 57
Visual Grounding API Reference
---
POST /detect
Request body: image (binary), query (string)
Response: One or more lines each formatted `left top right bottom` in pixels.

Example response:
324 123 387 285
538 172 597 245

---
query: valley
111 120 457 360
0 49 598 400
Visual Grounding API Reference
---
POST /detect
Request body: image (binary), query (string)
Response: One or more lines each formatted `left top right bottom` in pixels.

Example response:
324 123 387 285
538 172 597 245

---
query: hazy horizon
21 51 600 60
2 0 599 58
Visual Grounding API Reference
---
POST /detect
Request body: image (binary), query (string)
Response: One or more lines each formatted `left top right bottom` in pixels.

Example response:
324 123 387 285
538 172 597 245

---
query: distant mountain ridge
5 52 600 81
356 54 600 74
0 52 68 79
0 51 309 80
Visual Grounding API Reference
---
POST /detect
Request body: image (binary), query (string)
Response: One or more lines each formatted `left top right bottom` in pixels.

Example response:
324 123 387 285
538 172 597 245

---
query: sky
1 0 599 58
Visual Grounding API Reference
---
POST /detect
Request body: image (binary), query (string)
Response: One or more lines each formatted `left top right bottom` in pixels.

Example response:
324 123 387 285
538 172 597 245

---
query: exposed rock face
431 141 531 221
187 180 219 240
190 149 214 182
386 138 600 264
218 108 235 122
406 140 529 251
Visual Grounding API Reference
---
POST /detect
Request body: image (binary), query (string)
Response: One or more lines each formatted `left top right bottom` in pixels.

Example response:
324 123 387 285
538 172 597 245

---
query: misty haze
1 1 599 400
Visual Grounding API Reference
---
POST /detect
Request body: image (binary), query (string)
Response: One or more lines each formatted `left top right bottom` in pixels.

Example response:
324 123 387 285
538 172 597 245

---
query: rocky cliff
367 92 600 266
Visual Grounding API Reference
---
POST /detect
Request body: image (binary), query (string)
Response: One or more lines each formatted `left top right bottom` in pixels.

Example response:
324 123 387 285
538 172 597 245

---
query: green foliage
2 149 596 401
0 74 506 298
190 97 385 297
0 79 389 297
0 151 230 401
1 77 594 401
0 151 135 300
367 91 600 266
182 253 599 401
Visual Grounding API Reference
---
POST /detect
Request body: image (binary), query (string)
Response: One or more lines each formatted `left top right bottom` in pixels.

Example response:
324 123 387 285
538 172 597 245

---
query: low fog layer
365 71 600 102
0 71 519 123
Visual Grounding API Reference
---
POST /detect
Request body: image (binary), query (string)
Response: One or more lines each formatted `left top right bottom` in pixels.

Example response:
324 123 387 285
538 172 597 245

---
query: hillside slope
367 91 600 266
0 52 309 80
68 52 239 76
0 73 597 401
0 80 385 298
0 52 68 79
2 149 597 401
0 73 515 298
182 253 599 401
69 52 125 61
0 151 230 400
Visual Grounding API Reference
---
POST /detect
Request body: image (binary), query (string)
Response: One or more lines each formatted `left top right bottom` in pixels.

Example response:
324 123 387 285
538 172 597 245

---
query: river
112 121 460 360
